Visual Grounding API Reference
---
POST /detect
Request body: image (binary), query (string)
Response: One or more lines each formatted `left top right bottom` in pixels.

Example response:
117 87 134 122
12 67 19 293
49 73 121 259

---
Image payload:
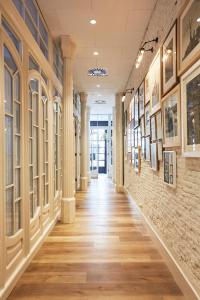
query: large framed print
162 84 181 147
151 142 158 171
140 115 145 137
180 0 200 73
134 147 141 175
134 91 139 127
162 23 177 95
139 81 145 117
156 110 163 140
145 103 150 136
149 50 161 115
181 59 200 156
150 115 157 142
163 151 176 188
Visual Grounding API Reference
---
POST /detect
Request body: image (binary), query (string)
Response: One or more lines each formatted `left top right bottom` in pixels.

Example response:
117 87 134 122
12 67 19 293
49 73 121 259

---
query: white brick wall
124 0 200 294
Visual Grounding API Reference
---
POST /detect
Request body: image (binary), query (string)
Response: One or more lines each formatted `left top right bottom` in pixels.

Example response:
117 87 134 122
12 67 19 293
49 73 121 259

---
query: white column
80 92 88 191
61 35 76 223
115 93 123 192
87 106 91 183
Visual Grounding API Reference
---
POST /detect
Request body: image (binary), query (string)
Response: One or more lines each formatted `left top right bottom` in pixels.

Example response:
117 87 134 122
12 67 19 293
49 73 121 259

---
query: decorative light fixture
93 51 99 56
121 88 134 102
135 37 159 69
96 84 100 88
88 68 108 77
197 17 200 23
90 19 96 24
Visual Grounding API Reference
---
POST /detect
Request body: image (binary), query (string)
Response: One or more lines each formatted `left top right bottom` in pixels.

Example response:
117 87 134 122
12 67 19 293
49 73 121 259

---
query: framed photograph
157 140 163 161
151 143 158 171
141 137 145 158
140 115 145 137
131 147 135 167
134 91 139 127
162 84 181 147
150 115 157 142
134 147 141 174
149 50 161 115
156 110 163 140
145 72 150 104
180 0 200 74
138 126 141 147
134 128 138 148
181 59 200 156
162 23 177 95
139 81 145 117
145 136 151 161
145 103 150 136
163 151 176 188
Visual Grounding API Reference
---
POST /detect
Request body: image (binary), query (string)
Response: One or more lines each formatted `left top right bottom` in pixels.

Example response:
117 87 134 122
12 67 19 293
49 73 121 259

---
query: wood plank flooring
8 175 185 300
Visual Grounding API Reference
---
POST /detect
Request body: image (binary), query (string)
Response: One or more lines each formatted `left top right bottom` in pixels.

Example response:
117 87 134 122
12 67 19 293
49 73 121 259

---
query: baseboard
0 212 59 300
123 187 200 300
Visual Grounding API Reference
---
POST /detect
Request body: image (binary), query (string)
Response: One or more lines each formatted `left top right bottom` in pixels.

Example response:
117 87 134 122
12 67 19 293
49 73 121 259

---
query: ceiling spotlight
90 19 96 25
93 51 99 56
197 17 200 23
122 94 125 102
97 84 100 88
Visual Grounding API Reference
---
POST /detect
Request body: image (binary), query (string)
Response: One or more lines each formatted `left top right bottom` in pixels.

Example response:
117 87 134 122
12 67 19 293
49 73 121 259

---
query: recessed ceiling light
197 17 200 22
90 19 96 25
97 84 100 88
93 51 99 56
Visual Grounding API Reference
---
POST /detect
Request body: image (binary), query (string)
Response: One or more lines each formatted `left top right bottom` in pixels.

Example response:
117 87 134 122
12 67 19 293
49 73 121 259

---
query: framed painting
134 128 138 148
162 22 177 95
163 151 176 188
134 147 141 174
145 102 150 136
149 50 161 115
145 136 151 161
134 91 139 128
151 142 158 171
127 123 132 153
131 147 135 167
156 110 163 140
145 72 150 104
180 0 200 74
150 115 157 142
157 140 163 161
162 84 181 147
139 81 145 117
181 59 200 156
138 126 141 147
140 115 145 137
141 137 145 158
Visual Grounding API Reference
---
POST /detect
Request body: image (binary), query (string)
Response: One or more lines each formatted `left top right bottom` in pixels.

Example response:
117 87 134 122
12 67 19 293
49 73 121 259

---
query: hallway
8 176 184 300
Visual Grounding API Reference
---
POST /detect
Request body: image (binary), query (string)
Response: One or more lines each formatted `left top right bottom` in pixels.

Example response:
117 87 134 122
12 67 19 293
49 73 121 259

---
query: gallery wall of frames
124 0 200 295
0 1 80 299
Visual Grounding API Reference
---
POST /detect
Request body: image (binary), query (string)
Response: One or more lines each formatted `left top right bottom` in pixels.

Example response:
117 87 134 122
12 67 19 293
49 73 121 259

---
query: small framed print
145 72 150 104
131 147 135 167
150 115 157 142
134 128 138 148
140 115 145 137
134 91 139 128
139 81 145 117
181 59 200 157
162 23 177 95
179 0 200 74
138 126 141 147
134 147 141 174
141 137 145 158
157 140 163 161
162 84 181 147
149 50 161 115
156 110 163 140
151 142 158 171
145 103 150 136
163 151 176 188
145 136 151 161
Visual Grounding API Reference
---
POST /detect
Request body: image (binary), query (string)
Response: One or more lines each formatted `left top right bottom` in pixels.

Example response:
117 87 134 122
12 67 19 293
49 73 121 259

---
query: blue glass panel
25 0 38 25
4 46 17 74
25 9 37 41
12 0 24 17
39 16 48 45
2 18 21 54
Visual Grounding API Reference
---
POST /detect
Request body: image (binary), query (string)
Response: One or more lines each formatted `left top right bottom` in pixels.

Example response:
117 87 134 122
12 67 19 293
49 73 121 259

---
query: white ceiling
38 0 157 113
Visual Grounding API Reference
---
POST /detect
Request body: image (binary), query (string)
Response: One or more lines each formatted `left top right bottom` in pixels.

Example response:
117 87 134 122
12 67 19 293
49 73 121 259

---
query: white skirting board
123 187 200 300
0 212 60 300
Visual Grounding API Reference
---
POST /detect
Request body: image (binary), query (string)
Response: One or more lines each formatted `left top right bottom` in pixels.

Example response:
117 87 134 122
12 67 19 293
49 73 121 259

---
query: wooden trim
123 187 200 300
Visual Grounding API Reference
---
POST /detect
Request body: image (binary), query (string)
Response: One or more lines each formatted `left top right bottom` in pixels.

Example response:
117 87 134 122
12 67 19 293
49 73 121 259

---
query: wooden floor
8 176 184 300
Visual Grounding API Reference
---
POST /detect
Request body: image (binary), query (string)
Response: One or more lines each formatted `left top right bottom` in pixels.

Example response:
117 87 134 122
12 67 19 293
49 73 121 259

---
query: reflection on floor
9 175 184 299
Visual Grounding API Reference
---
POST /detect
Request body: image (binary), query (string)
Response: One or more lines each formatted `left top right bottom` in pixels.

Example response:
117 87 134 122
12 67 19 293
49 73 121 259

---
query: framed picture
127 123 132 153
131 120 134 148
131 96 134 122
138 126 141 147
134 91 139 127
140 115 145 137
163 151 176 188
156 110 163 140
145 72 150 104
141 137 145 158
181 59 200 156
134 147 141 174
157 140 163 161
145 136 151 161
139 81 145 117
162 84 181 147
150 115 157 142
131 147 135 167
149 50 161 115
162 23 177 95
145 103 150 136
180 0 200 74
151 142 158 171
134 128 138 148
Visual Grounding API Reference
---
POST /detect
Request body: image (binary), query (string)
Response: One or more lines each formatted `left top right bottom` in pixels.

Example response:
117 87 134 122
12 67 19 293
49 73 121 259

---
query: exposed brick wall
124 0 200 294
